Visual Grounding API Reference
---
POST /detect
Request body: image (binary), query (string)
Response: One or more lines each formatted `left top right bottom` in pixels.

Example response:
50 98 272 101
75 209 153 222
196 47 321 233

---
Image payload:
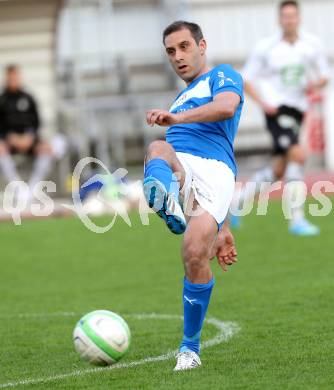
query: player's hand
8 133 34 152
306 82 316 95
146 109 180 127
305 83 323 102
212 227 237 272
261 102 278 116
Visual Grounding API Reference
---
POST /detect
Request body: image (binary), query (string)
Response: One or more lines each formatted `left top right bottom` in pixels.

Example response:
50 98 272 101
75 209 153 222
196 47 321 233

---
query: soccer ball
73 310 131 366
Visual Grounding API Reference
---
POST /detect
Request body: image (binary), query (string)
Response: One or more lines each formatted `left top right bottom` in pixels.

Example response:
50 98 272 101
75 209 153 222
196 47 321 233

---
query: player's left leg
285 144 319 236
29 141 54 191
174 208 218 371
0 139 21 183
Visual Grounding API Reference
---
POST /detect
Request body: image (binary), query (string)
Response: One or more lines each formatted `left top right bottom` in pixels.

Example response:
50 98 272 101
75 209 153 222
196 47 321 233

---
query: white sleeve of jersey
306 33 331 79
312 41 331 79
242 41 268 82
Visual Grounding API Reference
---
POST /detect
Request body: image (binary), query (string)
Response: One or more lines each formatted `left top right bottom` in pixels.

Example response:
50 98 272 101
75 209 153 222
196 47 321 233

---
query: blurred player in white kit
233 0 330 235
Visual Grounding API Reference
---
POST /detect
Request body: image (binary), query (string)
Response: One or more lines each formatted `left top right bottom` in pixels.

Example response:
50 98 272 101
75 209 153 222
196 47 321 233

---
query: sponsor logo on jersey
218 71 238 88
170 76 211 112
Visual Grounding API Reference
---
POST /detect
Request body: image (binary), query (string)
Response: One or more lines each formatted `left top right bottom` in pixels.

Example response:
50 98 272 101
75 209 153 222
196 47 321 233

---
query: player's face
6 70 21 91
280 5 300 36
164 28 206 84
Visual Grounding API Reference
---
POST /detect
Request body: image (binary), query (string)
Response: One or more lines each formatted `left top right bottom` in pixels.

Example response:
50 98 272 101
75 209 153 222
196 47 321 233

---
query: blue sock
180 277 215 354
144 158 179 200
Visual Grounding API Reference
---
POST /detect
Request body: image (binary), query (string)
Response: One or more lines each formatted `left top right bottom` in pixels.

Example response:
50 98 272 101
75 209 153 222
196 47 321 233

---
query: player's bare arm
7 133 35 152
147 92 240 127
306 76 329 93
244 80 278 116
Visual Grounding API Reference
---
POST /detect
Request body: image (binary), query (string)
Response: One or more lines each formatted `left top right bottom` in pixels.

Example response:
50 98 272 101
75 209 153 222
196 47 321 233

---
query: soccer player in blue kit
143 21 244 371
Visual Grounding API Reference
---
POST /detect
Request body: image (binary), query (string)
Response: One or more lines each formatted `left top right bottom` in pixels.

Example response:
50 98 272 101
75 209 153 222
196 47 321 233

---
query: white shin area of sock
0 154 21 182
241 166 274 204
28 154 53 189
285 162 305 224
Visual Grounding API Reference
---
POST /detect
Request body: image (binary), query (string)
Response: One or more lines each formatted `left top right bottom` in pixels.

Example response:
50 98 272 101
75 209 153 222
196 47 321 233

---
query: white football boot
173 351 201 371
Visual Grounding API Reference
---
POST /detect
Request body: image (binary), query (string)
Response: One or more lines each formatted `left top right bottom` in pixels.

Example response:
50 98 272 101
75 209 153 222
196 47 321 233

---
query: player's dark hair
163 21 204 45
6 64 19 73
279 1 299 11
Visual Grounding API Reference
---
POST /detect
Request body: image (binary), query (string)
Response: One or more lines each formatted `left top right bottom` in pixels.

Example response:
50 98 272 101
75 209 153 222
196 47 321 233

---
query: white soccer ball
73 310 131 366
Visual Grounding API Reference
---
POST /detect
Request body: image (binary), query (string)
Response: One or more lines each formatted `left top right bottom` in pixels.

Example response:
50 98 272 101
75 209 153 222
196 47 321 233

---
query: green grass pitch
0 200 333 389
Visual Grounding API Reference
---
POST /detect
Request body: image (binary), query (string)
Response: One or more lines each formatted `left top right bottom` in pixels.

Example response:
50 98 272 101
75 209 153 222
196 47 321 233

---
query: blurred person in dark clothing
0 65 54 198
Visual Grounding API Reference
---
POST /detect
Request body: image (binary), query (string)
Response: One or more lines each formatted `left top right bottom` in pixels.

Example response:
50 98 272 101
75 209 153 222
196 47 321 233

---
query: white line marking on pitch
0 313 240 389
0 312 78 319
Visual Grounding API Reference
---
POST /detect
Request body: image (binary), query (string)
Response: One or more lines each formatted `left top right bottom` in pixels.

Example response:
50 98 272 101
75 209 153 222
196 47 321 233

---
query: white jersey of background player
245 31 329 112
233 0 330 236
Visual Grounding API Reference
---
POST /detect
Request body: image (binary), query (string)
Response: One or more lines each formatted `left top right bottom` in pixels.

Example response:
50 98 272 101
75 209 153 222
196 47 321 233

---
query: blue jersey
166 64 244 176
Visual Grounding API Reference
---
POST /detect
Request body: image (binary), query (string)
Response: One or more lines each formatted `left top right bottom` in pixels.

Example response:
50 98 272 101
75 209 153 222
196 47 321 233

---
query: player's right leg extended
143 140 186 234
